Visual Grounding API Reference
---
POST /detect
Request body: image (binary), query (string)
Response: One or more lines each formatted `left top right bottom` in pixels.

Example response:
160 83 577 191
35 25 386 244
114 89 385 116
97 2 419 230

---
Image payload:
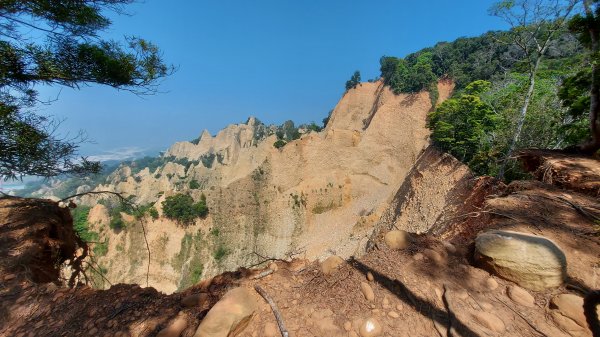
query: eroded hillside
62 80 460 293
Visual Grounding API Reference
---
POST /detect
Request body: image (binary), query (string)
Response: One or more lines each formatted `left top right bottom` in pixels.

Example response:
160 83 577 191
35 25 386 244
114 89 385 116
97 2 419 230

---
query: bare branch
254 285 290 337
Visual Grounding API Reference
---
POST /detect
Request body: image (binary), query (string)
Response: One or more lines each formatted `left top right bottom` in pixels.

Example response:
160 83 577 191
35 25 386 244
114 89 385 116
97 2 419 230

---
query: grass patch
213 245 228 262
173 231 205 290
312 201 338 214
93 241 109 257
71 206 99 242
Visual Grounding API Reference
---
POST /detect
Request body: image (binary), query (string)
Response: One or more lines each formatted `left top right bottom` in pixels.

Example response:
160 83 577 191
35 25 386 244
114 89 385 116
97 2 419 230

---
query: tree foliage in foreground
429 64 585 179
567 0 600 153
489 0 577 178
162 193 208 225
378 1 597 179
0 1 173 180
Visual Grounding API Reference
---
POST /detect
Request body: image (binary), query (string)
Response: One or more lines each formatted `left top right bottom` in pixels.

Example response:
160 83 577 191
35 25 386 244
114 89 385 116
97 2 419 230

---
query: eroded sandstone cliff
67 80 473 293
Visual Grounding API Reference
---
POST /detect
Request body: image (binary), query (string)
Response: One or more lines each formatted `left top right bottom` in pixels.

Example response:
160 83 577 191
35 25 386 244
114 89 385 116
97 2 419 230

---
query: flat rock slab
472 311 506 333
550 294 587 328
474 230 566 291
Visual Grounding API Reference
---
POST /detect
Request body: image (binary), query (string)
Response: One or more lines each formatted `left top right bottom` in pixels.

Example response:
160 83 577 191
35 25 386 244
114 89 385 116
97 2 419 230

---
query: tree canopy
0 0 173 180
428 80 499 175
377 0 600 179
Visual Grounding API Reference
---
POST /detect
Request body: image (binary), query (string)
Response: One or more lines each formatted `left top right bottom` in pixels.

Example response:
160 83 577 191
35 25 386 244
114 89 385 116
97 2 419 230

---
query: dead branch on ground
254 285 289 337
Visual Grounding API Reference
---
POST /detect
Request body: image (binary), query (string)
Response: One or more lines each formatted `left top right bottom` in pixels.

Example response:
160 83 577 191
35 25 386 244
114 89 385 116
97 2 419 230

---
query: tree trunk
498 58 540 179
579 0 600 154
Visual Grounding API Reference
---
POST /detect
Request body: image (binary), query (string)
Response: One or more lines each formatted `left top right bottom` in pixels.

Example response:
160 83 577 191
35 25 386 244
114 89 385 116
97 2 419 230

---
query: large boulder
193 287 258 337
474 230 566 291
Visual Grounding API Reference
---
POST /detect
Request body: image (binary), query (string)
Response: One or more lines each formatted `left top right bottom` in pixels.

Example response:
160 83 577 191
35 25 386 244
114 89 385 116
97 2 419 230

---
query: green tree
0 1 173 180
380 56 409 91
379 53 437 104
404 52 437 92
490 0 577 178
71 206 98 242
322 109 333 128
568 0 600 153
345 70 361 91
558 69 593 145
429 80 499 175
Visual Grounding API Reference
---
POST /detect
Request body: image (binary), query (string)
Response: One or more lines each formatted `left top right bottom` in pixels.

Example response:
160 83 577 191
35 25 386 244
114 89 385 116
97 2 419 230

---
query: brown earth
1 150 599 337
519 149 600 198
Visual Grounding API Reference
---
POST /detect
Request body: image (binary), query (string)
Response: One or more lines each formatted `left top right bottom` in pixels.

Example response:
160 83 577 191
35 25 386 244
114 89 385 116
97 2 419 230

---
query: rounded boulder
384 230 410 250
474 230 566 291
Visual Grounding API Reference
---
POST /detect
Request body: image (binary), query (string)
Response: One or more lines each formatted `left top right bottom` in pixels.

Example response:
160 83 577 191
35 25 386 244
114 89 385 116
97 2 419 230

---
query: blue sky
36 0 508 161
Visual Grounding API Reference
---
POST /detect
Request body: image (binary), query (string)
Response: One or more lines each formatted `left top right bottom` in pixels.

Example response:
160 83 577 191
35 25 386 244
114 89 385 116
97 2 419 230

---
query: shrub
200 153 216 168
97 199 130 231
148 207 159 220
213 245 228 262
189 179 200 189
93 241 109 257
322 109 333 128
161 193 208 225
273 140 287 148
345 70 361 90
190 262 204 284
109 213 125 230
305 122 322 133
71 206 98 242
132 203 159 220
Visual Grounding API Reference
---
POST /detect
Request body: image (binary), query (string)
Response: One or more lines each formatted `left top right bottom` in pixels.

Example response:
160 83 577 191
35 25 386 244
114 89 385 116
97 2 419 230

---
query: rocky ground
0 150 598 337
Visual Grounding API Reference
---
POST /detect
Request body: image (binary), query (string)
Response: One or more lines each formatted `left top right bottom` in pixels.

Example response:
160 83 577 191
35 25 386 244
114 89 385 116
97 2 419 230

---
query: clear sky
36 0 508 161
